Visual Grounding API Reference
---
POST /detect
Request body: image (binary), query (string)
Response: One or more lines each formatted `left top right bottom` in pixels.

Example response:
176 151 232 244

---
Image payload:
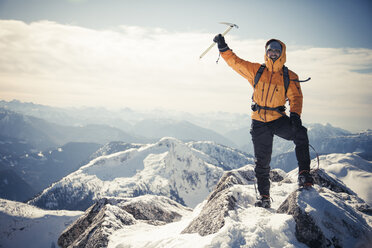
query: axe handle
199 25 234 59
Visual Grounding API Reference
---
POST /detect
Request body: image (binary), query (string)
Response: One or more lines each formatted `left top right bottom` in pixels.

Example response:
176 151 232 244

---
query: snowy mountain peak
158 136 182 145
180 157 372 247
28 137 254 210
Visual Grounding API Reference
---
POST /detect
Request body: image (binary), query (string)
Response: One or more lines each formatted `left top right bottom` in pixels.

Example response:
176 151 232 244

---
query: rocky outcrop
277 190 328 247
277 172 372 248
58 195 191 248
182 166 288 236
269 168 286 182
57 198 135 248
182 165 256 236
182 161 372 248
310 169 354 194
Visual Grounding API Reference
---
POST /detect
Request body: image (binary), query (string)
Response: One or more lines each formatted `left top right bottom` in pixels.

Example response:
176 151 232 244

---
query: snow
315 153 372 205
0 198 82 248
296 186 372 247
108 211 215 248
30 137 227 209
106 152 372 248
107 181 307 248
2 138 372 247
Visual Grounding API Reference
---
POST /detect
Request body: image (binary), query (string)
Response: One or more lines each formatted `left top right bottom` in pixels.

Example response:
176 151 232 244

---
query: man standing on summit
213 34 313 208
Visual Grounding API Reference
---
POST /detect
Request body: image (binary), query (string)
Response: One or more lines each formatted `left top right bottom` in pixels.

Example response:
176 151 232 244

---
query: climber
213 34 313 208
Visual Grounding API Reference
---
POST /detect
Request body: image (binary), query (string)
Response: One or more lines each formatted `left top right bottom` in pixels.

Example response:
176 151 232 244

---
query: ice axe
199 22 239 59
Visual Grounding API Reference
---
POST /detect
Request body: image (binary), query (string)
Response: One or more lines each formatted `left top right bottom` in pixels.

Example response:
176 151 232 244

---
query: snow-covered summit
286 152 372 206
29 137 253 210
105 153 371 248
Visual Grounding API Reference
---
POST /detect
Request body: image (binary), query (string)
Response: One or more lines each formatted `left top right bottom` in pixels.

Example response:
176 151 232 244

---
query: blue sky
1 0 371 48
0 0 371 131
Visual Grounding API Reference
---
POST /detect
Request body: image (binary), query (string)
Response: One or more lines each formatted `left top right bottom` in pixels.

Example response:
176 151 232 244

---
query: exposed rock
182 165 255 236
277 190 328 248
277 187 372 248
356 203 372 215
311 169 354 194
119 196 189 224
269 168 286 182
58 195 191 248
58 198 136 248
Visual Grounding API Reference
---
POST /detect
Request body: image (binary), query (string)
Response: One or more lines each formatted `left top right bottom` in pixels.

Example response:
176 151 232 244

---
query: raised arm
214 34 260 87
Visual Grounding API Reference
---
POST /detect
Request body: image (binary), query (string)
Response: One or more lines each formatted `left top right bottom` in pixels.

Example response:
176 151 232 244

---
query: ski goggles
267 48 281 54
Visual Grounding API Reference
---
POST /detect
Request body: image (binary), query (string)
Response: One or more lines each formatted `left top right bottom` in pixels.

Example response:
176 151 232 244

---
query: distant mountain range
131 118 236 147
272 129 372 172
28 138 254 210
2 99 370 156
1 99 371 204
0 108 144 150
0 99 250 135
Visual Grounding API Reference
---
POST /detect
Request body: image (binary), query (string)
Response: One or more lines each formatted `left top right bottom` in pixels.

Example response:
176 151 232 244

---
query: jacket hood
264 39 286 72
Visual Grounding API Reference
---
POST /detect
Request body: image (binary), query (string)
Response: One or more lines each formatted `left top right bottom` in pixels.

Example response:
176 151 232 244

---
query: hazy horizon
0 0 371 132
1 98 367 133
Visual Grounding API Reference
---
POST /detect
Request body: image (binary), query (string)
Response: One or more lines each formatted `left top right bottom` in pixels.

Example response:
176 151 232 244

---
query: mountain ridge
28 137 254 210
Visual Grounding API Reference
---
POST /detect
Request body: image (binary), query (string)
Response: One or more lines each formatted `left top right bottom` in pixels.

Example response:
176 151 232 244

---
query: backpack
251 64 291 118
253 64 311 97
253 64 290 97
251 64 310 118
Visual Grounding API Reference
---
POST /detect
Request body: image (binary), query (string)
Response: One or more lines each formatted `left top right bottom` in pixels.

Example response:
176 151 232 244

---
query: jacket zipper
260 69 265 101
269 84 277 103
263 66 274 121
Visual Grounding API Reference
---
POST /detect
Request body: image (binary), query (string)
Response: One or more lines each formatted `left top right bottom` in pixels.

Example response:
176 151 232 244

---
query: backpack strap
253 64 266 88
282 65 290 97
253 64 291 96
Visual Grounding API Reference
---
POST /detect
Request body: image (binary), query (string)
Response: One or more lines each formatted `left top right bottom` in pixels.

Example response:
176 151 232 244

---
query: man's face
267 49 281 61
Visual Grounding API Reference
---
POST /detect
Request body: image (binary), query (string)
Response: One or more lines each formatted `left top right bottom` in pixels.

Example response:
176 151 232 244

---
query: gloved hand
290 112 302 132
213 34 229 52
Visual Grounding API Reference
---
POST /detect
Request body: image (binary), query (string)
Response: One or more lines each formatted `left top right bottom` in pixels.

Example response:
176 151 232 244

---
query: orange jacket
221 39 303 122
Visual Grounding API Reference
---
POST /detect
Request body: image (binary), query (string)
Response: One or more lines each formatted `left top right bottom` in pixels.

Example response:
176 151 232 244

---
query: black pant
250 116 310 196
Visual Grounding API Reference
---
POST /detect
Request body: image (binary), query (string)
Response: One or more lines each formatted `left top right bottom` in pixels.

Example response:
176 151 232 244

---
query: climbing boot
298 170 314 188
255 195 271 208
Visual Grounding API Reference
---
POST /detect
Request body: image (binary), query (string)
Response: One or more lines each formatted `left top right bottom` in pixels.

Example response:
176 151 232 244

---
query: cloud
0 20 371 131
